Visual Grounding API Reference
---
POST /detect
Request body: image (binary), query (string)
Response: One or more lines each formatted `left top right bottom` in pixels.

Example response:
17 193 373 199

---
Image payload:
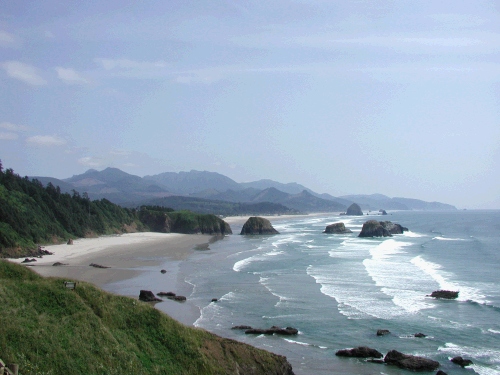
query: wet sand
8 232 214 324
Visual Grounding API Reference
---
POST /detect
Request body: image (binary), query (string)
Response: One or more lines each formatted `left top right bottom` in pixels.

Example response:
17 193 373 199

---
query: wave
403 231 426 238
411 256 487 304
432 236 467 241
283 338 327 349
438 343 500 375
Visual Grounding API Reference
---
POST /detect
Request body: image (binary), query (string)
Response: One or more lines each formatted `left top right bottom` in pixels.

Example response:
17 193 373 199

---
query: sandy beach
7 213 326 325
7 232 217 324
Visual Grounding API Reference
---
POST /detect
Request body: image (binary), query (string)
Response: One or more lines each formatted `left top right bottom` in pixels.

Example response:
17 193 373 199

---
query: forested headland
0 162 231 257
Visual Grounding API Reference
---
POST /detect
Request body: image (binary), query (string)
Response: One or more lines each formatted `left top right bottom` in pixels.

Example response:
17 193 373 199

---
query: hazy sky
1 1 499 208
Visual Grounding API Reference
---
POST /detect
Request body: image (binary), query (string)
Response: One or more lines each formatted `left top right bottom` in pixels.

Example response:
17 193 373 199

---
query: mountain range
32 168 457 214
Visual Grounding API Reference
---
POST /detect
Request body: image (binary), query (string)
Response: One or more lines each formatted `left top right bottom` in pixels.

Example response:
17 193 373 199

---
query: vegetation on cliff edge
0 260 294 375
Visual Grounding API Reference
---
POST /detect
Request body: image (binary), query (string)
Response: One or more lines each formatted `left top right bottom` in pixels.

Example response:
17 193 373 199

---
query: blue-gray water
181 210 500 374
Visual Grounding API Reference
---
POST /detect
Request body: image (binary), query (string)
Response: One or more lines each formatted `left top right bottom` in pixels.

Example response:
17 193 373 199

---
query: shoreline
7 232 216 325
6 213 338 326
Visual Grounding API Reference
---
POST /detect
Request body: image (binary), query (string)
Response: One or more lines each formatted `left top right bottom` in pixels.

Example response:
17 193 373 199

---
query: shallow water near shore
189 210 500 375
107 210 500 374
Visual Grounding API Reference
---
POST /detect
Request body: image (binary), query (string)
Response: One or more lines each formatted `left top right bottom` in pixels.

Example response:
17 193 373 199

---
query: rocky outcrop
346 203 363 216
323 222 352 234
234 326 298 336
139 290 162 302
414 333 426 338
451 356 473 367
429 290 459 299
379 209 388 215
358 220 408 237
67 238 73 245
384 350 440 371
377 329 390 336
240 217 279 235
89 263 110 269
335 347 383 358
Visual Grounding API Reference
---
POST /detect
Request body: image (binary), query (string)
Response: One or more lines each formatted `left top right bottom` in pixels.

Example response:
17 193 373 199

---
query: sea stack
240 217 279 235
358 220 408 237
323 222 352 234
346 203 363 216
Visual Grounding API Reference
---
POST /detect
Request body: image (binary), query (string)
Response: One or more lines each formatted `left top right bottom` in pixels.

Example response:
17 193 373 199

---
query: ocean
179 210 500 374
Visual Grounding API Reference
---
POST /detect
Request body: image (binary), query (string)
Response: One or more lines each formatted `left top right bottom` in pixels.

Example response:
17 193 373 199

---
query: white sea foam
411 256 487 303
403 231 426 238
439 343 500 375
233 256 255 272
432 236 467 241
488 329 500 334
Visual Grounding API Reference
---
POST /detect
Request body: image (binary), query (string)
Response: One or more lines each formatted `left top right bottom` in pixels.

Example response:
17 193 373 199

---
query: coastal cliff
0 260 294 375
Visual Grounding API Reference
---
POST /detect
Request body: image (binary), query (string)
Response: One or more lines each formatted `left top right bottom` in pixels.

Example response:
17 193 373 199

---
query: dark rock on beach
345 203 363 216
157 292 176 297
52 262 68 266
156 291 186 301
67 238 73 245
384 350 440 371
451 356 473 367
358 220 408 237
323 222 352 234
89 263 110 269
139 290 162 302
377 329 390 336
240 217 279 235
429 290 459 299
335 347 383 358
22 258 37 263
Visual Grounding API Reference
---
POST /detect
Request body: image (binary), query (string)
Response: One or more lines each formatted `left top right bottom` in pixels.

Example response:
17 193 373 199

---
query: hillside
0 260 294 375
0 164 233 257
31 167 457 213
144 196 298 216
0 165 145 257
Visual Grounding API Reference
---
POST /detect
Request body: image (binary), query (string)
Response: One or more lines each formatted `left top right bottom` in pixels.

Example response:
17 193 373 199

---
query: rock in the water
52 262 68 266
244 326 298 336
232 325 253 330
436 371 448 375
384 350 440 371
211 298 218 302
240 217 279 235
358 220 408 237
414 333 427 338
323 222 352 234
379 209 388 215
139 290 162 302
377 329 391 336
335 347 383 358
172 295 186 301
22 258 37 263
346 203 363 216
160 269 167 274
429 290 459 299
451 356 473 367
67 238 73 245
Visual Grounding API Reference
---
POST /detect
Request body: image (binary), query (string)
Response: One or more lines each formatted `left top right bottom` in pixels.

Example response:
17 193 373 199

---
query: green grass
0 261 292 375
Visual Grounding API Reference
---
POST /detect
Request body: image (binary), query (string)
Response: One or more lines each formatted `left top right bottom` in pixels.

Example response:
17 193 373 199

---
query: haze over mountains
33 168 457 214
